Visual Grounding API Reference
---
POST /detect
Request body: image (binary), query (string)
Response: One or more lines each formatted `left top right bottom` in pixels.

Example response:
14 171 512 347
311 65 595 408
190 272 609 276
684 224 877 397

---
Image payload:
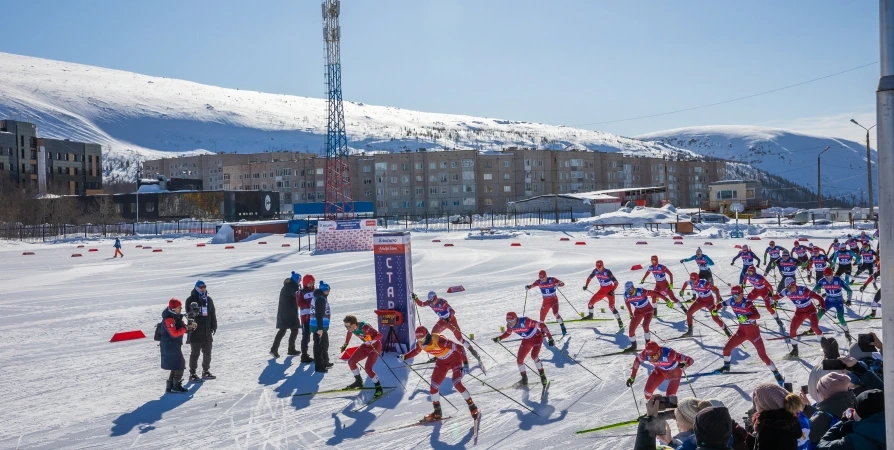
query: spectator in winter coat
838 355 883 397
297 274 316 363
802 372 854 446
270 272 301 358
692 406 735 450
657 397 702 448
113 238 123 258
160 299 195 394
310 281 333 373
747 383 804 450
817 389 885 450
633 395 672 450
185 280 217 382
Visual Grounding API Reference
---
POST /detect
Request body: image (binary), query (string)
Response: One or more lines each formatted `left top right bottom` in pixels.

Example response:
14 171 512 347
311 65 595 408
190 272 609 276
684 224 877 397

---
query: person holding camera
801 372 855 447
817 389 884 450
160 298 196 394
634 394 740 450
270 271 301 358
185 280 217 382
310 281 333 373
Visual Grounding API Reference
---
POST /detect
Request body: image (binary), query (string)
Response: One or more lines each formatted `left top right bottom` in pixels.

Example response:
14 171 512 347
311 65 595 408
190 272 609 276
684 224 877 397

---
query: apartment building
0 120 102 195
142 148 725 215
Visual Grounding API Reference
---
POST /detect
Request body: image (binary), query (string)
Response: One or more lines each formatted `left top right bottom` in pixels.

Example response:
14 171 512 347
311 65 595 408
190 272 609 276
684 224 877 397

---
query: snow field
0 231 881 449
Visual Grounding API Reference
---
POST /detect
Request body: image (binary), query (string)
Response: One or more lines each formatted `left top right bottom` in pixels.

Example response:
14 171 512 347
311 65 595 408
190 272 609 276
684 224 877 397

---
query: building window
363 165 372 173
401 175 410 183
534 160 544 167
451 174 459 181
462 159 474 168
415 187 423 195
484 186 493 193
451 161 459 168
746 189 755 199
375 162 387 171
483 173 492 180
451 186 459 193
129 203 137 213
504 186 512 192
390 177 398 184
415 175 423 182
315 168 323 175
440 162 448 169
716 190 737 200
440 187 448 194
430 200 438 207
146 203 155 213
430 188 437 194
504 173 510 180
416 201 424 208
503 161 511 168
463 198 475 206
401 163 408 170
390 164 397 171
429 162 437 169
365 190 373 197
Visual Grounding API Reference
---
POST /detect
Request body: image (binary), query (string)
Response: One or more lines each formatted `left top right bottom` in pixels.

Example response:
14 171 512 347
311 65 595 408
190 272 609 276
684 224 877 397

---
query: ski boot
681 326 693 338
518 372 529 386
424 402 443 422
582 312 594 320
467 398 479 419
559 323 568 336
714 362 731 374
287 347 301 356
374 381 384 397
723 327 733 338
773 370 785 386
617 318 625 331
538 369 548 387
325 362 334 369
787 344 799 359
468 345 481 362
188 372 202 383
202 371 216 380
171 378 188 393
625 341 638 352
270 347 280 359
804 329 815 336
870 309 877 318
346 375 363 389
844 331 853 343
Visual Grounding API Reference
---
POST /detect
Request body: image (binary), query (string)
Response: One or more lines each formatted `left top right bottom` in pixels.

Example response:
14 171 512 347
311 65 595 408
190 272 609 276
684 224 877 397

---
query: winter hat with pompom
674 397 702 431
168 298 182 310
752 382 789 412
816 372 851 402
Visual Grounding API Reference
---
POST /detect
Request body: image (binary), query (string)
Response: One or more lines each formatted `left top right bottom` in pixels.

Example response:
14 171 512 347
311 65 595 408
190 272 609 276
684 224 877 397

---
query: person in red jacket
773 277 826 358
625 341 693 400
340 315 384 397
713 286 785 385
493 311 554 386
582 260 624 330
639 255 685 317
296 274 316 363
525 270 567 335
413 291 480 361
678 273 729 338
743 266 782 325
623 281 668 351
400 326 478 422
160 299 196 394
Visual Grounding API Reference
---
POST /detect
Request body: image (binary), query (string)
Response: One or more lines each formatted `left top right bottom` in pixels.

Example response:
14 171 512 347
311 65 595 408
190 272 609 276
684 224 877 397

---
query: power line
573 61 879 127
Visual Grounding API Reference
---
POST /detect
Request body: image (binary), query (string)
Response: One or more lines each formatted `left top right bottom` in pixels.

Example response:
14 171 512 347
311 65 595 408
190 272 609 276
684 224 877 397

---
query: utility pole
875 2 894 447
817 146 830 208
850 119 876 216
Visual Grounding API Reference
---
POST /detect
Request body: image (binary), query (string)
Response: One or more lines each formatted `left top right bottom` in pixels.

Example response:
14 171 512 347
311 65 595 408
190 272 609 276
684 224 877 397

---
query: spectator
657 397 702 449
633 395 672 450
698 399 749 450
270 271 301 358
808 337 843 402
160 298 195 394
185 280 217 382
817 389 885 449
113 237 123 258
692 406 735 450
310 281 333 373
297 274 316 363
838 355 883 397
802 372 854 447
748 382 803 450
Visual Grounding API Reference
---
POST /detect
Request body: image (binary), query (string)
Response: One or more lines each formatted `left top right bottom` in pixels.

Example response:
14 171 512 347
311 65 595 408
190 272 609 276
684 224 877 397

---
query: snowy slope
0 52 698 183
638 126 877 203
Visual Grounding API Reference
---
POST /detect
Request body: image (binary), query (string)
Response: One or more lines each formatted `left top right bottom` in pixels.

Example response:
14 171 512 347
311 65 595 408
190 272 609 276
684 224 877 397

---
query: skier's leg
789 311 807 338
550 298 563 323
642 309 654 342
628 311 644 339
530 339 544 370
665 369 682 397
449 316 464 342
539 301 550 323
429 362 448 402
643 370 666 400
516 339 533 374
364 342 381 381
808 311 823 336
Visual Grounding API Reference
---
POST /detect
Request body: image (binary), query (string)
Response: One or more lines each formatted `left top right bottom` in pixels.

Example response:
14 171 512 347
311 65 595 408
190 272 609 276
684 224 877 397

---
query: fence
372 208 578 232
0 219 222 243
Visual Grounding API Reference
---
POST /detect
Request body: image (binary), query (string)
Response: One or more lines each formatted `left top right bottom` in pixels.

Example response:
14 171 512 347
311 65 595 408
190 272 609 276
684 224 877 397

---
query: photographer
160 299 196 394
817 389 884 450
270 271 301 358
633 395 673 450
836 355 883 396
185 280 217 382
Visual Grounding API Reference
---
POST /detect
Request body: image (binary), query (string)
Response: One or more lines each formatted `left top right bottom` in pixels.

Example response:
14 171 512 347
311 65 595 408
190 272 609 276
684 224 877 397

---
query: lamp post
817 146 831 208
850 119 876 218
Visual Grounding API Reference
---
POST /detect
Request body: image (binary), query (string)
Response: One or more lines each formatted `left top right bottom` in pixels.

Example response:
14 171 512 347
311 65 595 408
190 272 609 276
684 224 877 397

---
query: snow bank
464 229 523 240
581 205 689 226
210 224 234 244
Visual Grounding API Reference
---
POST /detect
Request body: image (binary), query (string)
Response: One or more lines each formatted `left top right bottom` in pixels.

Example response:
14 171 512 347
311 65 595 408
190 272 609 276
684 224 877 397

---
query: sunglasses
197 285 207 290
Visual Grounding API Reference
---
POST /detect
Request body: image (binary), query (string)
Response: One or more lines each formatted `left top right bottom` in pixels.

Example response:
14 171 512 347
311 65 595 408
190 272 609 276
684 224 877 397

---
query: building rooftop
710 179 759 186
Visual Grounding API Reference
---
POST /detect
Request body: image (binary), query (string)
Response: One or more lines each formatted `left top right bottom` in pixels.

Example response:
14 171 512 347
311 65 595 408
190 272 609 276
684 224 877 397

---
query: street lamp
817 146 831 208
850 119 876 219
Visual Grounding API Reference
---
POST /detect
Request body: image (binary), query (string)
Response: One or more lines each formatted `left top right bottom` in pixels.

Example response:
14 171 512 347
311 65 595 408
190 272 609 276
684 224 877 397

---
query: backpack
154 321 163 341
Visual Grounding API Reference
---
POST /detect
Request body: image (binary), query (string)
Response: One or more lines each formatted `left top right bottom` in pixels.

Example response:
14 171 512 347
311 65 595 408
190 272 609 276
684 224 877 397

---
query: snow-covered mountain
0 52 697 183
638 126 877 205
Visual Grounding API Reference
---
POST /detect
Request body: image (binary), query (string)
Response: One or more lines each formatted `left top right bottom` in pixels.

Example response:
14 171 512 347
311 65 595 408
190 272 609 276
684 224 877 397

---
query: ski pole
712 272 733 288
682 370 697 397
557 348 602 380
397 355 458 411
522 290 529 316
466 372 539 416
629 385 642 416
444 320 499 363
371 348 409 392
557 288 582 317
495 339 539 375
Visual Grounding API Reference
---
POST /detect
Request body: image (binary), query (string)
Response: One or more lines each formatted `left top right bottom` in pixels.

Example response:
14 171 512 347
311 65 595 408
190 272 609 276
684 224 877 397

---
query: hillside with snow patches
639 126 878 204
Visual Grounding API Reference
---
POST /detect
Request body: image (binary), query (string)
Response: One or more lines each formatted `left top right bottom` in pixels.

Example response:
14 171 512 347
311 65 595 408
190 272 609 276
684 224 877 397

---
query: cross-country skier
826 238 842 256
774 250 801 293
830 245 859 282
625 341 693 400
763 240 785 277
639 255 686 316
791 240 811 267
493 311 553 386
774 277 826 358
402 326 478 422
680 247 715 284
678 273 729 337
582 260 624 329
853 242 878 279
713 286 785 386
845 235 860 253
807 246 830 283
731 245 761 285
340 315 385 396
860 262 882 317
813 268 853 342
525 270 567 335
413 291 480 361
743 266 783 325
623 281 668 350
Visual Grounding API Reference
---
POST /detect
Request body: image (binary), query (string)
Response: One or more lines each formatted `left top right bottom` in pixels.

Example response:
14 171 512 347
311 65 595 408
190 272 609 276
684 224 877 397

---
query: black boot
424 402 443 422
270 347 280 358
788 344 799 358
300 348 314 363
617 317 624 331
714 363 730 374
202 371 216 380
165 379 173 393
287 348 301 356
681 325 693 337
188 371 202 383
844 331 853 343
626 341 637 352
346 375 363 389
171 379 189 393
518 372 529 386
871 309 877 318
582 312 594 320
374 381 383 397
538 369 548 386
467 398 479 418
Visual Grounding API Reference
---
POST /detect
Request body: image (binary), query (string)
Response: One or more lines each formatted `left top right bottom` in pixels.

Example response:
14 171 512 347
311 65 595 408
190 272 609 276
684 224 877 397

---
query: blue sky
1 1 881 142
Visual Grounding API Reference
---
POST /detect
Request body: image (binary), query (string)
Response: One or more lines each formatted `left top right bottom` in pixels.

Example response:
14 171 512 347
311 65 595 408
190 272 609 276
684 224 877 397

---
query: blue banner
373 232 415 353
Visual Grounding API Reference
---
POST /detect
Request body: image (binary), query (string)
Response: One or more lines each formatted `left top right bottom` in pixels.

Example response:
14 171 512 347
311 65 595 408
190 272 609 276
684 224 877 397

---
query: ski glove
547 337 555 347
583 285 589 291
492 337 501 343
669 283 674 290
711 309 720 317
730 262 735 266
525 285 531 290
340 343 348 352
462 363 470 375
626 377 635 387
397 354 406 361
737 314 748 324
665 300 674 309
860 286 866 292
679 362 687 369
818 307 826 318
679 259 685 264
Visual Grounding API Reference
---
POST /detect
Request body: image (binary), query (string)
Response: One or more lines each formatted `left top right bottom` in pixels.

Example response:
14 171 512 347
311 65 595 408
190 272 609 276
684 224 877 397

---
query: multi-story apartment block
142 148 725 215
0 120 102 195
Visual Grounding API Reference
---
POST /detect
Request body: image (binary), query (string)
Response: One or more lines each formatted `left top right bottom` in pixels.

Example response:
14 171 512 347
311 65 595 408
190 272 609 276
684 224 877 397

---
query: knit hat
820 337 840 359
698 398 726 409
694 406 733 448
302 274 315 287
168 298 182 309
816 372 851 402
674 397 702 431
291 271 300 285
752 382 789 412
195 280 206 289
855 389 884 420
319 281 330 292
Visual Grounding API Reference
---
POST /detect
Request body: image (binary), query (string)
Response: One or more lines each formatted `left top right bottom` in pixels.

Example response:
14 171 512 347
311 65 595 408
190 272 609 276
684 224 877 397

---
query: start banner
373 231 416 353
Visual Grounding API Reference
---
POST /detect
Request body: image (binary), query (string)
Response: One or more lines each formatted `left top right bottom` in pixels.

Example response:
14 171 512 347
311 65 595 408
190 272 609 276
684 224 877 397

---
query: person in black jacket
310 281 333 373
160 299 196 393
185 280 217 382
270 271 301 358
